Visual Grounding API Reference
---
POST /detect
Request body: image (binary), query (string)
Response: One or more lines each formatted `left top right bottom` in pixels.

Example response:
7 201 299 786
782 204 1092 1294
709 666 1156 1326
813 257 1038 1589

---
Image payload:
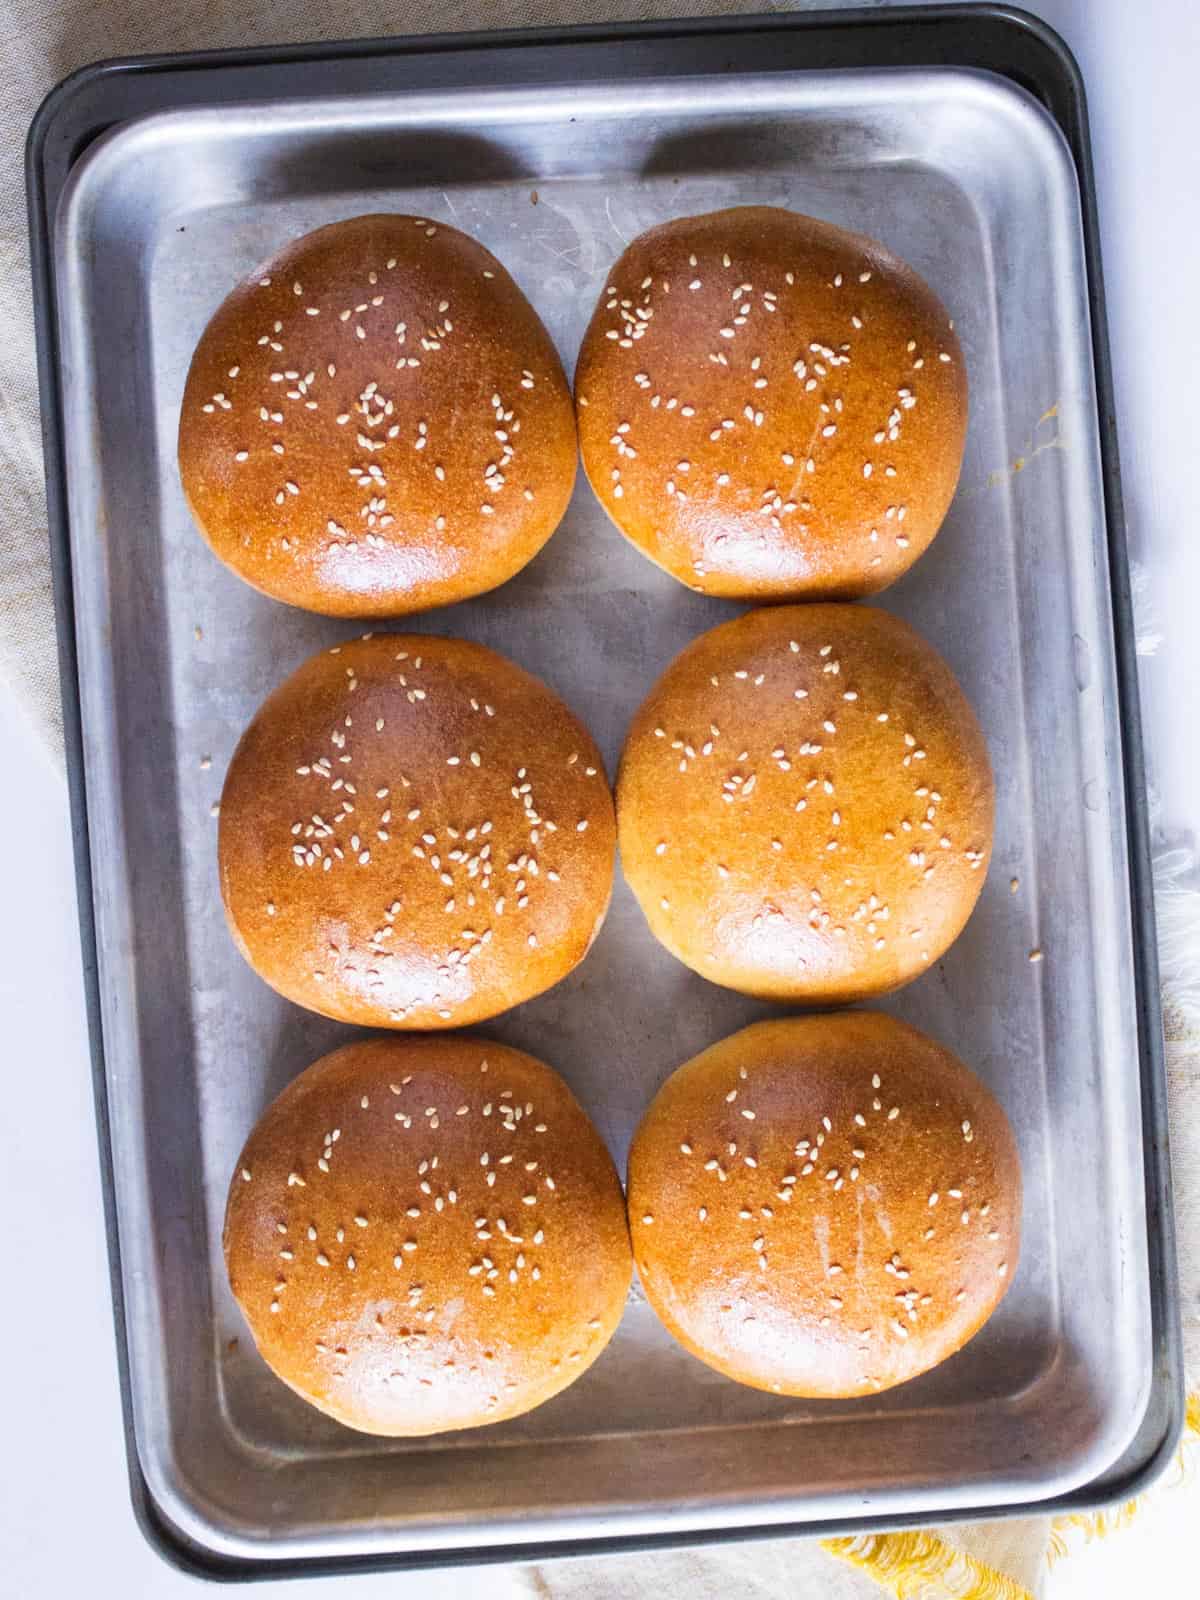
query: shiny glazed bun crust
617 604 992 1003
576 206 966 599
219 634 615 1028
180 214 576 615
627 1013 1020 1397
225 1036 632 1435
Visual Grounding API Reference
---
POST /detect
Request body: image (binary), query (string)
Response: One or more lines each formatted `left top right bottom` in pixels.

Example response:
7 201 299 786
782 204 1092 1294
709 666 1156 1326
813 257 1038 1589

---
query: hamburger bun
180 214 576 615
225 1035 632 1435
627 1013 1020 1397
219 633 615 1028
575 206 966 598
617 604 992 1003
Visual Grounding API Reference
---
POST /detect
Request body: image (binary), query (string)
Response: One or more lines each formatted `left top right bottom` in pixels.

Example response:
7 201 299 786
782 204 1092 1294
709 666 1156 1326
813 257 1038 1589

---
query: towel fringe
822 1530 1034 1599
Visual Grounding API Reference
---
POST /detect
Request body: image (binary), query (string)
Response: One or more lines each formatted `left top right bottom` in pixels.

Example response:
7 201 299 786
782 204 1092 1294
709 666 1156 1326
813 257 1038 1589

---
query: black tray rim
25 3 1182 1581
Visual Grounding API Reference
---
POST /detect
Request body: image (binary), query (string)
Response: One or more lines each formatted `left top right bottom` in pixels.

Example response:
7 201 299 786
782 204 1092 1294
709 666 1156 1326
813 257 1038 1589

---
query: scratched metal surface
54 68 1151 1562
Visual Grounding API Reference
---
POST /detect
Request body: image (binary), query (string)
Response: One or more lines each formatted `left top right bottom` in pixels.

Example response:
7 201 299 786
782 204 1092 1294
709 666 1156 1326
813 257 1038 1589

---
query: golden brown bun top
617 604 993 1003
219 634 616 1029
180 214 576 616
225 1035 632 1436
627 1013 1020 1397
576 206 966 599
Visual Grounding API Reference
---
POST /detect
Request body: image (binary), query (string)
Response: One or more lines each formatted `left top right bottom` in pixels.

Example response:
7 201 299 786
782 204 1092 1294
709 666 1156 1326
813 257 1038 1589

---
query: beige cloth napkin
512 1518 1052 1598
2 4 1194 1597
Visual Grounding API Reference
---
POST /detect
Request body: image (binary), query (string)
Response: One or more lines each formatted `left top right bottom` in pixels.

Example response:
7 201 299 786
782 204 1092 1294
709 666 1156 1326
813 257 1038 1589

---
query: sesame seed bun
617 604 992 1003
219 634 615 1028
575 206 966 599
179 214 576 615
628 1014 1020 1397
225 1035 632 1435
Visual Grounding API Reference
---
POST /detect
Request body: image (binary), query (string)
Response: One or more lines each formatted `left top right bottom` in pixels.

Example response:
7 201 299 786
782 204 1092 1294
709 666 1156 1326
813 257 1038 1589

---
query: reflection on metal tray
30 9 1179 1580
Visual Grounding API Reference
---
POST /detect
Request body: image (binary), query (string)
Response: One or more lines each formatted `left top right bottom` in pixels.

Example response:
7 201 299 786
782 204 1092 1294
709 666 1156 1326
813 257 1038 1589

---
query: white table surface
2 2 1196 1594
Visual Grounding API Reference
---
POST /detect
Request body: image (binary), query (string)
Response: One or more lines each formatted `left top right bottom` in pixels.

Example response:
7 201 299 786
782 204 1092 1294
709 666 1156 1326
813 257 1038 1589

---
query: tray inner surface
57 69 1150 1555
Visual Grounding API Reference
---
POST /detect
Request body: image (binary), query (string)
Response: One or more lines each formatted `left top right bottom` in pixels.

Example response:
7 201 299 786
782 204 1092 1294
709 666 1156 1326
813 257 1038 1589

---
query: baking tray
27 5 1181 1581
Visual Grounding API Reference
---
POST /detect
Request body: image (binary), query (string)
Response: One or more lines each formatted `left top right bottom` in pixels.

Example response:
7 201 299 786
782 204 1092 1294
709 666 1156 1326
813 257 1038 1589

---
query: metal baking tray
28 6 1181 1581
